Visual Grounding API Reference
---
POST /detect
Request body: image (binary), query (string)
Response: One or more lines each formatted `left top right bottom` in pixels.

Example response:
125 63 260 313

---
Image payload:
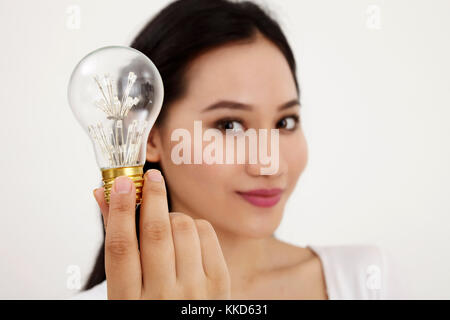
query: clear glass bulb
67 46 164 203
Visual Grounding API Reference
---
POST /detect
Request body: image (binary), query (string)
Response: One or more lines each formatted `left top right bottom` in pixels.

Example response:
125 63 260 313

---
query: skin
94 32 327 299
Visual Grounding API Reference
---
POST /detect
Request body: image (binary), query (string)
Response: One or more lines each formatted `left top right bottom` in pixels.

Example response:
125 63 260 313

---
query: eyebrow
201 99 300 113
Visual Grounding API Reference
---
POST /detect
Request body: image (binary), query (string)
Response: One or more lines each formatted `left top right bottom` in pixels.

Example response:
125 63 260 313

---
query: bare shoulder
264 238 314 267
260 239 328 299
289 244 328 299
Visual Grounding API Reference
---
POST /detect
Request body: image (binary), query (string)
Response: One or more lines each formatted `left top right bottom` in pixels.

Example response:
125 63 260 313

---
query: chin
238 225 279 239
227 209 284 239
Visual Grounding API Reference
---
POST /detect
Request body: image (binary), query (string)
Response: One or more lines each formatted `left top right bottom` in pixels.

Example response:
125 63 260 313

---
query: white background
0 0 449 299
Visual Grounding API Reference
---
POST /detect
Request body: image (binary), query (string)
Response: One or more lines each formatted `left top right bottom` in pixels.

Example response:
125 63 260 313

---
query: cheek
282 132 308 182
159 129 235 191
159 141 238 212
174 163 233 190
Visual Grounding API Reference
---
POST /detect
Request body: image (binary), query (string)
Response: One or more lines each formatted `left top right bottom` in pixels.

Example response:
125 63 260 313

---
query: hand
93 169 231 300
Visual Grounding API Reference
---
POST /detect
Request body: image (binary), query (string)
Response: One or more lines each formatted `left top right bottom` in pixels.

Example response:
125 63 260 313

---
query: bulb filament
88 71 148 168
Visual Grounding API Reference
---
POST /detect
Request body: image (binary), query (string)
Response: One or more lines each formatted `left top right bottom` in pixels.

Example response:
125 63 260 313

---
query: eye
215 118 245 134
276 115 299 131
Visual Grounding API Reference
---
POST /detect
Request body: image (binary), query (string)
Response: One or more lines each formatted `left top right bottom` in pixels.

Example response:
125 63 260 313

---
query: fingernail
113 176 132 194
93 188 103 200
146 169 162 182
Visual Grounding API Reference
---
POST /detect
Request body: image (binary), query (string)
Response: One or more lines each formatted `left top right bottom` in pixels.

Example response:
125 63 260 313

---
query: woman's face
147 33 308 238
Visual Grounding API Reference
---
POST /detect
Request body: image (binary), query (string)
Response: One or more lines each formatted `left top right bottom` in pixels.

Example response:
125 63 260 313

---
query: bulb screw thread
101 166 144 205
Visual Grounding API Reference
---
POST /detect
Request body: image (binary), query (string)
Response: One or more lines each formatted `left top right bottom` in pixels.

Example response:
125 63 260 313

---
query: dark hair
84 0 299 290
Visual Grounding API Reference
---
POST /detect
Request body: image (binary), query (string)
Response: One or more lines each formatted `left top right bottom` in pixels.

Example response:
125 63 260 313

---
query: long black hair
84 0 300 290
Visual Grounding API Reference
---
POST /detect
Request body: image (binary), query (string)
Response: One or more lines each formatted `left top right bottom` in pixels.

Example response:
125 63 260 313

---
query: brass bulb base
101 166 144 205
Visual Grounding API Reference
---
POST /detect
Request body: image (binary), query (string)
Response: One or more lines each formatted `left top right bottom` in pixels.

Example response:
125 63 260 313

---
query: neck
212 227 276 292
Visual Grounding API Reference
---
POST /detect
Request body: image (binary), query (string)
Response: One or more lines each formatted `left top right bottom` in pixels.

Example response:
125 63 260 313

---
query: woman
73 0 403 299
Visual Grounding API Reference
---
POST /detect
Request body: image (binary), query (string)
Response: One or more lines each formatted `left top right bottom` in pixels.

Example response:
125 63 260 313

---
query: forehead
182 33 297 109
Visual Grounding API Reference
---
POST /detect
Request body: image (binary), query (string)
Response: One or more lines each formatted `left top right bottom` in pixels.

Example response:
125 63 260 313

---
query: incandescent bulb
67 46 164 204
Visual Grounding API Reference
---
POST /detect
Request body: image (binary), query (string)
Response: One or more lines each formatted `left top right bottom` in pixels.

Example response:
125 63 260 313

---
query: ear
146 127 162 162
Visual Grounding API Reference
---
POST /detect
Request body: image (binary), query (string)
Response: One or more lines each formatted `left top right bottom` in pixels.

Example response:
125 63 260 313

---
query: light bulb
67 46 164 204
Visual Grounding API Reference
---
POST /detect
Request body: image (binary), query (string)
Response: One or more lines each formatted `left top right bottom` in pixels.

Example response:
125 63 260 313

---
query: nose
243 128 286 177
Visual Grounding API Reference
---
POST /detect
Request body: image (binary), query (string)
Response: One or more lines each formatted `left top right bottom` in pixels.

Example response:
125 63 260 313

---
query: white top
71 244 407 300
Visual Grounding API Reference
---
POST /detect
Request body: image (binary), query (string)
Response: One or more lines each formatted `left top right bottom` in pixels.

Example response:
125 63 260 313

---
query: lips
236 188 283 208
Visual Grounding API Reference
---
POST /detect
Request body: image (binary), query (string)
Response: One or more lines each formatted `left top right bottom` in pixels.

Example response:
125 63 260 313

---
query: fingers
93 187 109 228
195 219 229 282
139 169 176 291
104 176 142 299
92 171 230 300
170 212 205 283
